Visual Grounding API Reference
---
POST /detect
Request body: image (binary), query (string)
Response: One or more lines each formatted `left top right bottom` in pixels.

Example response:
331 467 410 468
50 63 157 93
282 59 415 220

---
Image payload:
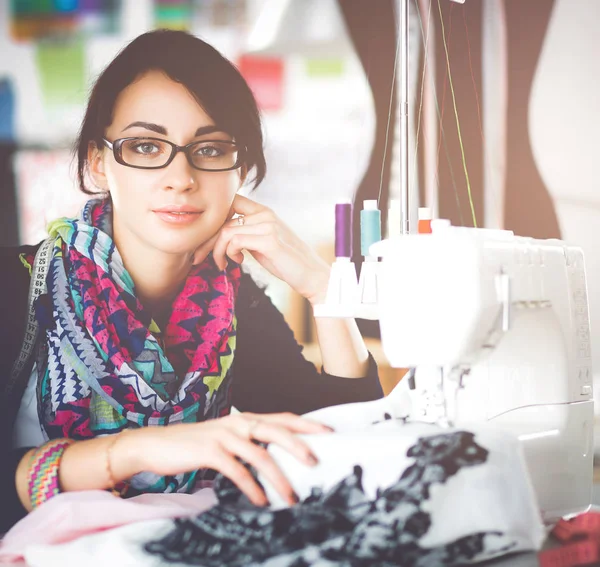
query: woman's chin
151 240 200 259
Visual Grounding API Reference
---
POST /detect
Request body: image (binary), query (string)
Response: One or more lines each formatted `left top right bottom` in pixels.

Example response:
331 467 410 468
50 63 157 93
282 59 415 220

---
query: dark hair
74 29 266 194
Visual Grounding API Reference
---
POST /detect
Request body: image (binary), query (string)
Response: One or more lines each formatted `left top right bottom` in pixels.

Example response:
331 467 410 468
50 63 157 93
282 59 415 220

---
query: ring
237 215 245 226
247 419 260 440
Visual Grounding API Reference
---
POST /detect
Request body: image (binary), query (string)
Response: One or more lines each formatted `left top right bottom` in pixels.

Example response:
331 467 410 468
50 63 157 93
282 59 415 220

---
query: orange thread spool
418 207 432 234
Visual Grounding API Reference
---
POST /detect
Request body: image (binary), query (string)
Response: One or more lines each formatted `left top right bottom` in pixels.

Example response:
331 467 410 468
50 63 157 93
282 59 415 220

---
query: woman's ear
87 141 108 191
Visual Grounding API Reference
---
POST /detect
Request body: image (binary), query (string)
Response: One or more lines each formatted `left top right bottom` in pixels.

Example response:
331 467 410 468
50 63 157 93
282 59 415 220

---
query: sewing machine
314 223 594 523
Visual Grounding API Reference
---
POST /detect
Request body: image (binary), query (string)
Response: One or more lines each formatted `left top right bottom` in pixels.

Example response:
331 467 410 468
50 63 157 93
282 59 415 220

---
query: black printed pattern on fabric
145 431 517 566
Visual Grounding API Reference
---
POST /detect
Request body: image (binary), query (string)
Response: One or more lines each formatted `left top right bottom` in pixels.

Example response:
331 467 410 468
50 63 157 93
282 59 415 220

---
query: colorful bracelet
27 438 76 509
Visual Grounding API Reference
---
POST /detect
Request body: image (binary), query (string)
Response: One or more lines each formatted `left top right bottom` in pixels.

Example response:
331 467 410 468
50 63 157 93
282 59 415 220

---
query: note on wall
35 40 87 108
154 0 192 30
10 0 120 41
0 78 16 142
304 58 345 78
209 0 247 27
237 55 285 112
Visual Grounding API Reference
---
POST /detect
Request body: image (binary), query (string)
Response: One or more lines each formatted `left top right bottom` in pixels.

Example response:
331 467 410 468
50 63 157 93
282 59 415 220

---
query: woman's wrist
16 431 146 511
109 428 147 483
304 265 331 306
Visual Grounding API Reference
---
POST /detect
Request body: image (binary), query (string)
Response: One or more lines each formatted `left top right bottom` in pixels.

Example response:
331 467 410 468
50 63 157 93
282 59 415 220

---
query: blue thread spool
360 200 381 257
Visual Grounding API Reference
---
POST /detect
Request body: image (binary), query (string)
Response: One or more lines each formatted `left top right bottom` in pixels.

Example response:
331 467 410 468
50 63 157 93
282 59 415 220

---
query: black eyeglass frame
101 137 246 172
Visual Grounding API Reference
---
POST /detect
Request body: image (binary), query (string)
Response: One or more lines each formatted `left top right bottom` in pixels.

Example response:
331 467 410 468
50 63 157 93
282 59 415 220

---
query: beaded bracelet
27 438 76 509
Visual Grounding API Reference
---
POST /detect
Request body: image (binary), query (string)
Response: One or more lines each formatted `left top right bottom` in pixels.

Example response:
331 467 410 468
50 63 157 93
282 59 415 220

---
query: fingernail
323 425 335 432
291 492 299 505
306 453 319 466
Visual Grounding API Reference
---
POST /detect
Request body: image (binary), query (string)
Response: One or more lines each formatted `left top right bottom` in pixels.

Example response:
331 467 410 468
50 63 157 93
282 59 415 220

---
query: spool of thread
418 207 432 234
335 202 353 258
387 199 401 238
360 200 381 257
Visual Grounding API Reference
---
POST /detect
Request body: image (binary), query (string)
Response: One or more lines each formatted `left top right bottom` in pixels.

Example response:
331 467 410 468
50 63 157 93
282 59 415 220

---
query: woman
0 29 382 532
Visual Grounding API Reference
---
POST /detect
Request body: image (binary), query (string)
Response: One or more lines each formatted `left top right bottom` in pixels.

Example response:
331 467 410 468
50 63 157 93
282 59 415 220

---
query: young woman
0 29 382 532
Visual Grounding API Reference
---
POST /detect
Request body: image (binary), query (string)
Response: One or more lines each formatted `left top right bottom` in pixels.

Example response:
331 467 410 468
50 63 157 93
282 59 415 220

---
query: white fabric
23 519 175 567
0 489 218 565
18 392 544 567
12 364 45 449
268 399 545 553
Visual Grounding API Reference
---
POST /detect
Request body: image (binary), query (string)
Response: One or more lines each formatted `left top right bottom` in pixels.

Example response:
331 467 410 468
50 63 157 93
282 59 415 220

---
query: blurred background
0 0 598 398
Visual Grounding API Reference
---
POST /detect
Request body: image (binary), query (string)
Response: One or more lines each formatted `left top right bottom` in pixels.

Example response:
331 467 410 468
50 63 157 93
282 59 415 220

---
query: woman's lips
152 207 203 225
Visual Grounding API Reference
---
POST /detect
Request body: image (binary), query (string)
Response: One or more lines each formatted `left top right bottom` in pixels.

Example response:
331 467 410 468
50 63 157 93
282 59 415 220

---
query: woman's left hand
211 194 331 305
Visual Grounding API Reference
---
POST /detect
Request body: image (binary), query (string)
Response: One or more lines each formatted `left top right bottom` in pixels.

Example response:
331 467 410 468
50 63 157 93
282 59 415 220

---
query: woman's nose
162 150 196 192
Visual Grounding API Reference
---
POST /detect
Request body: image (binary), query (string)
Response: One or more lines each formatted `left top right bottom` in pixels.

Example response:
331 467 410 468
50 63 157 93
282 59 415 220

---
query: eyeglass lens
119 138 239 170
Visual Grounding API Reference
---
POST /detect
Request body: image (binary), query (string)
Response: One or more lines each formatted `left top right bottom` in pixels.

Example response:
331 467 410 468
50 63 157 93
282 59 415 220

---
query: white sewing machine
314 223 594 523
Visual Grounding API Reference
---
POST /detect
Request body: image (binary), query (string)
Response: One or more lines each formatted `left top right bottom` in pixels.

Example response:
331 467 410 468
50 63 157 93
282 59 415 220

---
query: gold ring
237 215 245 226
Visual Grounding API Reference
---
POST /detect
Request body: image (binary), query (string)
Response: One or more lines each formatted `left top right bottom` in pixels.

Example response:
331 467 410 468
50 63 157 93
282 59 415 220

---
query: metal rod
400 0 410 234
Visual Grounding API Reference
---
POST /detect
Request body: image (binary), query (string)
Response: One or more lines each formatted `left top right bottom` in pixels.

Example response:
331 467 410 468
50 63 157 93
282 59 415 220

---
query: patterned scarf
36 199 240 493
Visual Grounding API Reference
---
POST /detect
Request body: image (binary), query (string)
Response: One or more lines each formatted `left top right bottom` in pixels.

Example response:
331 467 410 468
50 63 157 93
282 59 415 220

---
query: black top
0 243 382 532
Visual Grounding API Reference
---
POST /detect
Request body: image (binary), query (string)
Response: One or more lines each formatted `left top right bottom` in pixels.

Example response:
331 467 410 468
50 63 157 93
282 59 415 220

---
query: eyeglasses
101 137 244 171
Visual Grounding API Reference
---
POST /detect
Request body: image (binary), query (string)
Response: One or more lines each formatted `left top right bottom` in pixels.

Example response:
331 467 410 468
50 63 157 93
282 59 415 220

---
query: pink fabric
0 488 217 565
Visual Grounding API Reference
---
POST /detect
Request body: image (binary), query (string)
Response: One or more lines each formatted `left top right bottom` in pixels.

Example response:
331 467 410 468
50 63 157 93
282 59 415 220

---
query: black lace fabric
144 430 517 567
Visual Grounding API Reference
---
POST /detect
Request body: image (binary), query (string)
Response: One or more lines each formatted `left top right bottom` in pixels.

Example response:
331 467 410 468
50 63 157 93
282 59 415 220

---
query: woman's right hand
115 412 332 506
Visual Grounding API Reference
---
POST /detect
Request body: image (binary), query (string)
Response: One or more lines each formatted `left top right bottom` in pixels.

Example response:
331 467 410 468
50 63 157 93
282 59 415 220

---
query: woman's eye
135 143 159 154
196 145 222 158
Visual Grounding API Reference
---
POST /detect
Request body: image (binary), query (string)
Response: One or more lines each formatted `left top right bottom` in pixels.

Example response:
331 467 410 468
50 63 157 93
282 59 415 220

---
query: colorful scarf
35 199 240 493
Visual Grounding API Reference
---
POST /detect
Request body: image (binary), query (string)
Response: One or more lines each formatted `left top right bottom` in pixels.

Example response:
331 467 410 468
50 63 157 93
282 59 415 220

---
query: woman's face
91 70 243 259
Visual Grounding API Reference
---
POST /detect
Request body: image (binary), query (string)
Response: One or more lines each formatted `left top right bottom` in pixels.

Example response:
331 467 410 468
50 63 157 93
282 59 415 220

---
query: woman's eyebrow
121 121 167 134
120 122 226 137
194 125 227 137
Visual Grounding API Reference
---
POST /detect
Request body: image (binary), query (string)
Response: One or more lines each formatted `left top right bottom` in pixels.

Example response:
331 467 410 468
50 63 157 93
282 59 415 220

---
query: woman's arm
232 274 382 416
15 433 141 512
313 317 370 378
13 412 331 513
305 277 370 379
211 195 374 381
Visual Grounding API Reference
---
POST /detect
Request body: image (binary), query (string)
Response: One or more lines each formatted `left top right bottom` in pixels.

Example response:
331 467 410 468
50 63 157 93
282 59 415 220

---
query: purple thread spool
335 203 353 258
